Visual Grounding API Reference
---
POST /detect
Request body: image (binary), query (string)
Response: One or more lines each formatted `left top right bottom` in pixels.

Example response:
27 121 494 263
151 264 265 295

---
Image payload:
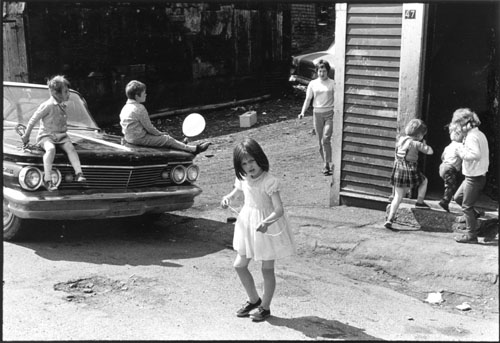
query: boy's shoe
236 298 261 318
75 173 87 182
44 179 58 192
322 166 332 176
250 306 271 322
455 234 478 244
384 220 393 229
415 202 430 209
195 142 211 154
438 200 450 212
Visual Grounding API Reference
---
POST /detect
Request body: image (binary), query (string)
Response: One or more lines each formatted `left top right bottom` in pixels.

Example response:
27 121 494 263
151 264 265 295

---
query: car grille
57 165 175 189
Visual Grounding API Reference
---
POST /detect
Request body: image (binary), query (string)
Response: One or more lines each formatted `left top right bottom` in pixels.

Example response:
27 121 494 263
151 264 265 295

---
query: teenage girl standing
221 138 296 322
298 59 335 176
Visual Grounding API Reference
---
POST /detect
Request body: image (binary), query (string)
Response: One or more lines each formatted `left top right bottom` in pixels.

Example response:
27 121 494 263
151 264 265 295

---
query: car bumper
4 186 202 220
288 74 310 87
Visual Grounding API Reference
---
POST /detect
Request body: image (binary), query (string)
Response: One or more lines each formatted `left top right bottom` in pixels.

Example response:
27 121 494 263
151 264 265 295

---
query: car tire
3 198 27 241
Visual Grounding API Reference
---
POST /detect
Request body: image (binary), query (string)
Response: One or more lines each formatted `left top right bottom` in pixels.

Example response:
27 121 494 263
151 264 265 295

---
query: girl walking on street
221 138 296 322
385 119 434 229
298 59 335 176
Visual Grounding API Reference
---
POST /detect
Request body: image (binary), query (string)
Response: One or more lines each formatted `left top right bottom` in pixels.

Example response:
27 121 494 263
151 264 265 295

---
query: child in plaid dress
385 119 434 229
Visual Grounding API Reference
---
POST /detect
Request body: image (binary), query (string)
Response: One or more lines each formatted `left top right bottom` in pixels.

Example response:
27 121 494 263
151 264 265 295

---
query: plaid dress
390 138 425 188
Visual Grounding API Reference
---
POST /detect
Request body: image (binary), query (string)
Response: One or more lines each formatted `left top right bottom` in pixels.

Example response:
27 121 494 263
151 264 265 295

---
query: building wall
334 3 403 201
3 2 291 125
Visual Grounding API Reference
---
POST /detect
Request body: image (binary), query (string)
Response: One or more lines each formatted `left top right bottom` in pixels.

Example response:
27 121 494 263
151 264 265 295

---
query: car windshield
3 84 99 130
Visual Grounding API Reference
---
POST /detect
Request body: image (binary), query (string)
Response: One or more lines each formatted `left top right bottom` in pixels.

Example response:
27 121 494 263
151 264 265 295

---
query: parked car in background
3 81 202 240
289 41 335 88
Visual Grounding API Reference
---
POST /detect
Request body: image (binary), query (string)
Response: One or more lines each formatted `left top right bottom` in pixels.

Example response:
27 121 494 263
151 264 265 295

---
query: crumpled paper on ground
425 292 445 304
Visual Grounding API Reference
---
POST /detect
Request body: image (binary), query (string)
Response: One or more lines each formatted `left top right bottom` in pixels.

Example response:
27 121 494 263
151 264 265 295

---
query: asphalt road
3 96 499 340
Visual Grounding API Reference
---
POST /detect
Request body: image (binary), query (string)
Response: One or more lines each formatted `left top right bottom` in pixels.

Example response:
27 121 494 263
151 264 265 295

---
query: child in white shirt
438 123 463 212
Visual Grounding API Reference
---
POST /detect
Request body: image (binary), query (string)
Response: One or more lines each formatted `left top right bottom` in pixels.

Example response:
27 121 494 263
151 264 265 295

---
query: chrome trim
14 162 191 169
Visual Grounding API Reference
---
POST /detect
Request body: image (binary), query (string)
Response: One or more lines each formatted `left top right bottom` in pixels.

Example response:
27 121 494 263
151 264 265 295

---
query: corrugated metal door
340 3 402 198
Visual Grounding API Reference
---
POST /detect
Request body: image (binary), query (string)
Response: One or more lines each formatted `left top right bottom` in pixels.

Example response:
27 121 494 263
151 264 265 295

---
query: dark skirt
390 158 425 188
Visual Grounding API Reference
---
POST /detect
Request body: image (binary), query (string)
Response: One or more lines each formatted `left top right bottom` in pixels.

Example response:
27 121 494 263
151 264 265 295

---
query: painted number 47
405 10 416 19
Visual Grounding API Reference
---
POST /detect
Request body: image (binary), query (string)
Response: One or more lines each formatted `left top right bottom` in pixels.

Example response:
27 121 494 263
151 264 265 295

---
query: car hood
3 127 194 165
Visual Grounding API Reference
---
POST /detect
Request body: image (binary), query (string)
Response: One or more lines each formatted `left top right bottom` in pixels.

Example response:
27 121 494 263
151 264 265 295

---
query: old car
3 81 202 240
289 41 335 88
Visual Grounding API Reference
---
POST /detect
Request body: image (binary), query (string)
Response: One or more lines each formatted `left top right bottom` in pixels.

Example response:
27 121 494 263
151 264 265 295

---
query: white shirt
306 78 334 111
441 141 462 171
457 127 489 176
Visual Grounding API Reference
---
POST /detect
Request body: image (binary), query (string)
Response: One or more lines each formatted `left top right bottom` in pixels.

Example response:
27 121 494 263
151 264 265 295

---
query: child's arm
221 188 242 208
456 134 481 161
21 104 48 144
298 83 314 118
256 191 284 233
416 140 434 155
136 106 163 136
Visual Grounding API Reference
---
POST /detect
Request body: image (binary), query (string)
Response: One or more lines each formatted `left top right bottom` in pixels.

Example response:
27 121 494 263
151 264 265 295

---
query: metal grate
57 165 173 189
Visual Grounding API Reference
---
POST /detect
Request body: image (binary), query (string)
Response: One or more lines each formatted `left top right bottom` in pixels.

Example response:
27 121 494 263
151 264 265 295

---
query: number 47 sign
405 9 416 19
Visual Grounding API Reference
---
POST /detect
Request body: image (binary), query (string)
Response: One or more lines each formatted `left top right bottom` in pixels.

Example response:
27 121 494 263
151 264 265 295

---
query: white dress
232 172 296 261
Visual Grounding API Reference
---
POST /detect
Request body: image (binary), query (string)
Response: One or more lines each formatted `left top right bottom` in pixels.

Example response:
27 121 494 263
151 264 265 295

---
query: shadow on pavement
266 315 382 340
10 214 234 266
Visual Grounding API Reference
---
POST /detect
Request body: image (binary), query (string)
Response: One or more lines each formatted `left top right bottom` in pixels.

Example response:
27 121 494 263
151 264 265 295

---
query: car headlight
186 165 199 182
170 165 186 184
18 167 43 190
45 169 62 188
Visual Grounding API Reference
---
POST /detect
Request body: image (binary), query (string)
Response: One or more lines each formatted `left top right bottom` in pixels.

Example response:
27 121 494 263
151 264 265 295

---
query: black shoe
455 234 478 244
438 200 449 212
195 142 211 154
384 220 393 229
415 202 430 209
236 298 261 318
250 306 271 322
322 166 332 176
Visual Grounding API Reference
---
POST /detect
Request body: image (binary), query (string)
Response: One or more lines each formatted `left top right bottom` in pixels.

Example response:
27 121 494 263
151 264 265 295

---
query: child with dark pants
438 123 463 212
450 109 489 244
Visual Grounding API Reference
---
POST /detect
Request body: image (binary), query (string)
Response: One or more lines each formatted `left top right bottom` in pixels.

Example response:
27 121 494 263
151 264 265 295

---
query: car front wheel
3 198 26 241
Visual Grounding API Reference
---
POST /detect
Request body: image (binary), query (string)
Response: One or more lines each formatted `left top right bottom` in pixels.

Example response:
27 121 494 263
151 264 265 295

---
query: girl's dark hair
233 138 269 180
47 75 70 93
125 80 146 100
315 59 331 73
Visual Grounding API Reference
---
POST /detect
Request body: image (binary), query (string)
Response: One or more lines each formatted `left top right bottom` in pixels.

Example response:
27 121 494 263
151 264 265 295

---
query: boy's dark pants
454 175 486 237
439 163 460 203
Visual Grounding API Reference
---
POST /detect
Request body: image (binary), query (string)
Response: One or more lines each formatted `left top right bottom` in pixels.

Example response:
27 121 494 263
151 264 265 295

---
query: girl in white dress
221 138 296 322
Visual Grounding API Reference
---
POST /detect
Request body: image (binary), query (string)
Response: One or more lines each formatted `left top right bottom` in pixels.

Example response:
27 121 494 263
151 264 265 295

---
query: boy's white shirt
456 127 489 176
441 141 462 171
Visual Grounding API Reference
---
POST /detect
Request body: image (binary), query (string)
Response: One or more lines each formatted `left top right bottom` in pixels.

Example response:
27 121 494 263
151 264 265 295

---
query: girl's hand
220 196 231 209
256 222 268 233
298 113 304 119
21 134 29 144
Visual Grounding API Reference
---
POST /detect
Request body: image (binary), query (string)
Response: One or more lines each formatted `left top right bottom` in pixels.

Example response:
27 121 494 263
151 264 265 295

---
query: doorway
422 3 498 205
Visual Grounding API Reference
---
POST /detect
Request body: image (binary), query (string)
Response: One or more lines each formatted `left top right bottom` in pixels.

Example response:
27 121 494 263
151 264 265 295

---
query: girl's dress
390 136 427 188
233 171 296 261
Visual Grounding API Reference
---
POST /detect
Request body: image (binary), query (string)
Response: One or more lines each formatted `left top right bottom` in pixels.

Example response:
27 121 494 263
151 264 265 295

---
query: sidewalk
286 204 499 318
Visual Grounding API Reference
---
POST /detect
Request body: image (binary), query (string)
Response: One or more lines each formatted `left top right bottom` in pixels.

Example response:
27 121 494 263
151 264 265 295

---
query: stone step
388 199 498 235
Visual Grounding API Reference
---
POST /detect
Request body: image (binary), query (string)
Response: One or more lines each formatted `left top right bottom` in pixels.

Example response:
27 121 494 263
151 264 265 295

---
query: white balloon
182 113 206 137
